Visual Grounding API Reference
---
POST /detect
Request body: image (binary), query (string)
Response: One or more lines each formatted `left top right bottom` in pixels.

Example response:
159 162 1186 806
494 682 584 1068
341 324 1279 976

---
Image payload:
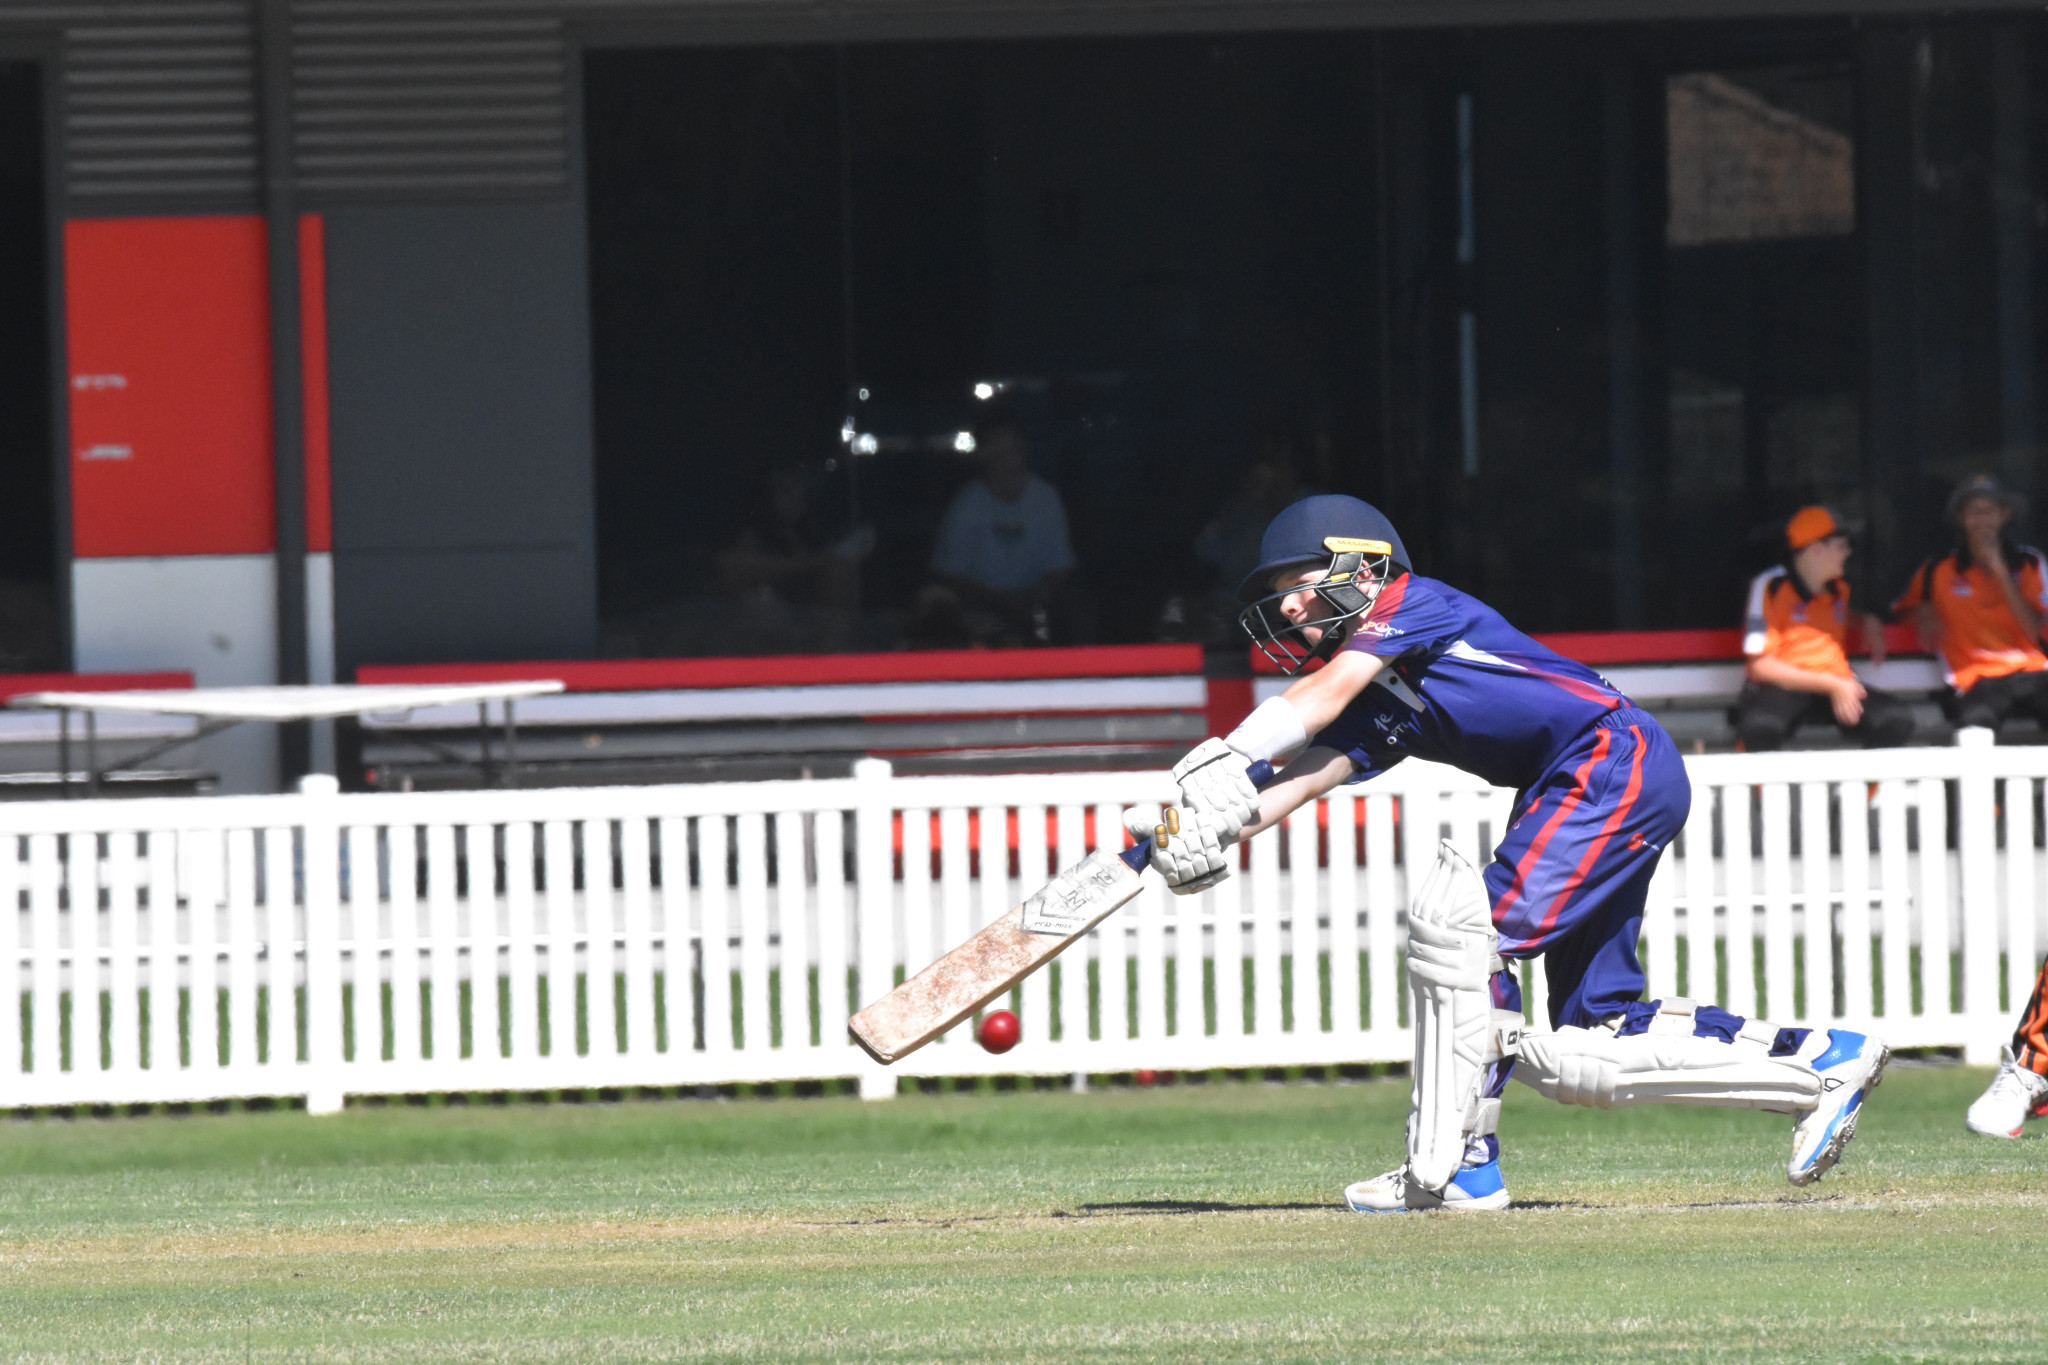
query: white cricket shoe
1344 1156 1510 1213
1787 1029 1889 1186
1965 1046 2048 1138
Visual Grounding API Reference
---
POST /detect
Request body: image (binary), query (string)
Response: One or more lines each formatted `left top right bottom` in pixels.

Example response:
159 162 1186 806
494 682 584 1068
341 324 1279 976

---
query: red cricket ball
1134 1068 1160 1087
978 1009 1021 1054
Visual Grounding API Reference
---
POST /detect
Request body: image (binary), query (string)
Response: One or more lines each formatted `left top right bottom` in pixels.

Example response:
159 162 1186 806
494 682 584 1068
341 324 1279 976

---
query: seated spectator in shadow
1189 437 1320 644
1734 506 1913 750
1894 474 2048 738
717 461 874 650
911 420 1075 648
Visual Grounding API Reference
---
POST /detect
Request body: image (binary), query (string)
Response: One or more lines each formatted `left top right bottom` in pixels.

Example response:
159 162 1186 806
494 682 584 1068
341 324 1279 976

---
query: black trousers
1953 670 2048 733
1733 682 1916 751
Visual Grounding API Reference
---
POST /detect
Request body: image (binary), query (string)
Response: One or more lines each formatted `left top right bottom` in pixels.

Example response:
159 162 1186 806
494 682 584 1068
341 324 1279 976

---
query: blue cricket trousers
1482 706 1692 1032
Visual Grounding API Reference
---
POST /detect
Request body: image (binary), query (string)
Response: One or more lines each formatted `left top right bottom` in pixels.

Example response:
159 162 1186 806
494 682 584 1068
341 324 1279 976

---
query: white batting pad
1405 839 1512 1192
1515 1008 1822 1113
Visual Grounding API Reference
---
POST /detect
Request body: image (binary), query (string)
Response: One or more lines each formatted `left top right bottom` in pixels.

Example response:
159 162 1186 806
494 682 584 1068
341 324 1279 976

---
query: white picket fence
0 734 2040 1112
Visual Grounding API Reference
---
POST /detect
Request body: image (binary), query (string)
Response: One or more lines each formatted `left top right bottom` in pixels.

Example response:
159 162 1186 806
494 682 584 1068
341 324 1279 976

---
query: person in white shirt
919 422 1074 645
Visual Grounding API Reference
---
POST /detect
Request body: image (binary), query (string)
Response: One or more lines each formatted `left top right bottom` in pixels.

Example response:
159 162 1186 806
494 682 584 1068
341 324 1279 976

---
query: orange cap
1786 506 1841 552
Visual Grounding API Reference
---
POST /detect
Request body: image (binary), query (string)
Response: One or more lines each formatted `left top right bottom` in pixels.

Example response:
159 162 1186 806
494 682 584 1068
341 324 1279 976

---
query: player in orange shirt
1964 962 2048 1137
1734 506 1913 750
1892 474 2048 735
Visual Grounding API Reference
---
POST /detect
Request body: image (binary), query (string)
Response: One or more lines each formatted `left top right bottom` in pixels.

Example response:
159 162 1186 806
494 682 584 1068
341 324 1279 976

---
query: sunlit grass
0 1064 2038 1361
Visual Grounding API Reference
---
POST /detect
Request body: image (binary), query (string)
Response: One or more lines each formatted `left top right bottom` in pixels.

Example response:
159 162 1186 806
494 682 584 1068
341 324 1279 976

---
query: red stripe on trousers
1534 725 1647 939
1493 729 1612 924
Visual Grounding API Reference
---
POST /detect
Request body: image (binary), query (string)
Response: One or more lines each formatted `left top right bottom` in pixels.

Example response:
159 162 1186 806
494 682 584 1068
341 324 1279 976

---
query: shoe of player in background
1965 1046 2048 1138
1345 1141 1510 1213
1787 1029 1889 1186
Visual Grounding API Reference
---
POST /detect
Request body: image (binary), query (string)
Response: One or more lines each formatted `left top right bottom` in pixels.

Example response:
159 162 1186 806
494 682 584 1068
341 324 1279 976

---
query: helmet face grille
1237 549 1393 675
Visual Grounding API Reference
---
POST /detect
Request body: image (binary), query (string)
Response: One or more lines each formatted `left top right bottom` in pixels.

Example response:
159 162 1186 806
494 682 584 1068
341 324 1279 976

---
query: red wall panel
299 213 331 553
66 216 275 557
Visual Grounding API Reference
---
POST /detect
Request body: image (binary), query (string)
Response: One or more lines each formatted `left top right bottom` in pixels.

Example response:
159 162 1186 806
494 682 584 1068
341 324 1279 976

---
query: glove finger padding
1147 809 1233 895
1121 805 1165 844
1168 864 1231 895
1171 737 1262 842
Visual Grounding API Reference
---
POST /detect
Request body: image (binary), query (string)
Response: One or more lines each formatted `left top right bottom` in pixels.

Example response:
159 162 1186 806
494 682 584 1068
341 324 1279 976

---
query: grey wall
326 202 598 672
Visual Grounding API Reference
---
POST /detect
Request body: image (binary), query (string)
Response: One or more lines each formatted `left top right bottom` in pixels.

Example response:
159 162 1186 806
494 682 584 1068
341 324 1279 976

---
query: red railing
0 671 194 705
360 643 1203 691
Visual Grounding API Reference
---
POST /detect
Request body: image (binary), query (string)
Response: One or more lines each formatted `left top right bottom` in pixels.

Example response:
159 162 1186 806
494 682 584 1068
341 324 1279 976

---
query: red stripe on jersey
1363 574 1408 630
1522 664 1625 710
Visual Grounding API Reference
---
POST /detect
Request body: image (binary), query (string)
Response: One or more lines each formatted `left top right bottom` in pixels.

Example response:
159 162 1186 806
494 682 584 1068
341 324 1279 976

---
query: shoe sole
1790 1042 1890 1186
1441 1191 1511 1212
1964 1119 2024 1138
1345 1194 1511 1213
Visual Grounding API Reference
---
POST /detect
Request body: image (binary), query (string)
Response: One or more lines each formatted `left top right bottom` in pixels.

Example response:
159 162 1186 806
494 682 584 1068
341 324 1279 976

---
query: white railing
0 733 2039 1111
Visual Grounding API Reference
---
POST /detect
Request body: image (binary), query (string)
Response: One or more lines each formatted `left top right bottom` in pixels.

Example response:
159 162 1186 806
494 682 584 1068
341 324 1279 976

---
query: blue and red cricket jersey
1311 573 1692 1029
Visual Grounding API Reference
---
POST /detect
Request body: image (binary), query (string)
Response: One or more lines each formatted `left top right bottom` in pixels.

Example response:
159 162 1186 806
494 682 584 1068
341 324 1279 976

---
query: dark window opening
1665 61 1865 624
0 61 55 671
584 37 1379 657
583 16 2048 656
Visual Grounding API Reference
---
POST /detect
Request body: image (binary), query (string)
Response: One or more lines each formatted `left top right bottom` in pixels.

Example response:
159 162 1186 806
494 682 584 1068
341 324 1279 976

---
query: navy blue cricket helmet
1237 495 1409 603
1236 495 1409 675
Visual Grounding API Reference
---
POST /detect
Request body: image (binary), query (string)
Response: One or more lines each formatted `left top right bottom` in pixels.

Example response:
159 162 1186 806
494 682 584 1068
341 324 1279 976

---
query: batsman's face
1274 567 1328 644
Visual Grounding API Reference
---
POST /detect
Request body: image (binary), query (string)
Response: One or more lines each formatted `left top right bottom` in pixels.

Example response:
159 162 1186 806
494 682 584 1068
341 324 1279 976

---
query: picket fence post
1954 727 2003 1065
299 774 346 1114
852 758 897 1100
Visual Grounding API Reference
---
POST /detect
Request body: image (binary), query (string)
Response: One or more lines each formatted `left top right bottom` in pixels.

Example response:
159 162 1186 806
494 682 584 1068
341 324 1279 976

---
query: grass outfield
0 1065 2040 1362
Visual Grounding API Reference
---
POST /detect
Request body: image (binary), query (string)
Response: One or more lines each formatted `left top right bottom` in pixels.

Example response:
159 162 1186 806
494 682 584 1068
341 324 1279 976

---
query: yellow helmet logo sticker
1324 537 1392 556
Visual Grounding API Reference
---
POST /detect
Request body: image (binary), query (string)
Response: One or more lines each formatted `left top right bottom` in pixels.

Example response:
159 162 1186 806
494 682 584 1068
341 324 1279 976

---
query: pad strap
1737 1018 1780 1052
1492 1009 1525 1060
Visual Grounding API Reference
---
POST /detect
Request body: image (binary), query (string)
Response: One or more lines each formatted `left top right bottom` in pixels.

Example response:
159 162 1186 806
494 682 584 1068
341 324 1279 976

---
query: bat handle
1119 842 1150 873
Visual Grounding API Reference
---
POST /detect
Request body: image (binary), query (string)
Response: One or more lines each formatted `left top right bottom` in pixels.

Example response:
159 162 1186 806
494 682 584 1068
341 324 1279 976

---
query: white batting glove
1123 805 1232 895
1171 737 1262 842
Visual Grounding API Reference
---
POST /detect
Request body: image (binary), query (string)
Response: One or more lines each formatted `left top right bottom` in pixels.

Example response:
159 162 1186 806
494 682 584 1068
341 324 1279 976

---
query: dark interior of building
586 35 1378 656
585 16 2045 657
0 61 54 671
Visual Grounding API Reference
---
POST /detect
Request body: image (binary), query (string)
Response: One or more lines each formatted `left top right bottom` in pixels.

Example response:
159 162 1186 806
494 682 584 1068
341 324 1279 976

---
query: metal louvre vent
292 3 569 202
62 3 261 208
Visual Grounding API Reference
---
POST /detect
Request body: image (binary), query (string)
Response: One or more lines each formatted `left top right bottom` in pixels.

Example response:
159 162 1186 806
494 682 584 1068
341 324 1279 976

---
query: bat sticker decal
1021 850 1141 936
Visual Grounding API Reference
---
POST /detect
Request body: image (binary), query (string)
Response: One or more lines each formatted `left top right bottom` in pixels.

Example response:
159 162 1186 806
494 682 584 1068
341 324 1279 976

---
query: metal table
5 681 565 796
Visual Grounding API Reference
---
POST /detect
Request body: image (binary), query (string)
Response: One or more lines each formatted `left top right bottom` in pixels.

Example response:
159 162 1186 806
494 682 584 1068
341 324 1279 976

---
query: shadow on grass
1678 1193 1843 1209
1075 1198 1590 1214
768 1197 1609 1228
1073 1200 1332 1215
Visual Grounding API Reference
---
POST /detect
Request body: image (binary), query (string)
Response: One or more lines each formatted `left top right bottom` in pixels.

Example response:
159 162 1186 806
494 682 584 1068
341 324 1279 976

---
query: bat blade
849 845 1149 1065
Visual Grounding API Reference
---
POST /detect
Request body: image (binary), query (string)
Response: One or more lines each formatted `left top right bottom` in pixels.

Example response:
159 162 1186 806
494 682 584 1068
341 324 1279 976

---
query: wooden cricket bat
849 840 1155 1065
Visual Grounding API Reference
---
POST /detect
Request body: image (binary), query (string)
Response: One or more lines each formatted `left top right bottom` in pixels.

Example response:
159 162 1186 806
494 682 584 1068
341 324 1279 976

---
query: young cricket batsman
1144 494 1890 1211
